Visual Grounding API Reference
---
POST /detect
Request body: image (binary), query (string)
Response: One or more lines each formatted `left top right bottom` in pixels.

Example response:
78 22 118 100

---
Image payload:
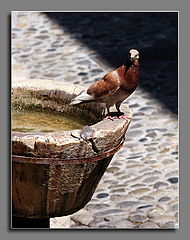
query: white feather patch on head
129 49 139 58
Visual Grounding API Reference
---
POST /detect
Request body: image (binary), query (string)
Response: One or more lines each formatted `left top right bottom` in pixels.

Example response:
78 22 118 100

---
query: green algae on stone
12 109 87 132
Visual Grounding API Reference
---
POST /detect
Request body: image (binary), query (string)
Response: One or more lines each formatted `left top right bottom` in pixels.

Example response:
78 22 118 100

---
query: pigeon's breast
118 65 139 91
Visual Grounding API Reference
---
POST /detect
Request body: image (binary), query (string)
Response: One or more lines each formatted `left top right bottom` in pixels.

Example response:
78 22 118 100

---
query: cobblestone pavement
12 11 178 229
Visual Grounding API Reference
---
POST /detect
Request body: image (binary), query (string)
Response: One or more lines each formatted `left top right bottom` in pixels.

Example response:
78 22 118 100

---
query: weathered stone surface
50 216 71 228
71 209 94 226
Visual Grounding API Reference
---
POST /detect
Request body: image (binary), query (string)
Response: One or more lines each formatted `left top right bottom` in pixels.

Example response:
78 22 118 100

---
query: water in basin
12 110 86 132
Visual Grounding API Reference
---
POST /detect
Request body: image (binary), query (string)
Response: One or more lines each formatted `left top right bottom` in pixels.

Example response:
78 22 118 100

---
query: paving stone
137 205 153 209
111 188 126 193
145 132 157 138
50 216 71 228
96 193 109 199
138 222 160 229
165 170 179 178
130 123 143 129
128 188 151 196
71 209 94 226
95 209 124 217
147 208 166 218
98 225 114 229
146 147 157 152
127 130 144 137
117 201 142 209
86 203 110 210
110 194 128 202
110 220 135 228
106 166 120 173
171 204 178 211
167 177 178 184
128 210 144 216
143 176 160 183
152 215 176 226
171 151 178 155
139 195 155 202
128 215 149 223
146 128 167 132
161 221 177 229
130 183 146 188
149 190 166 197
160 148 170 153
162 159 175 165
139 137 148 142
158 196 171 202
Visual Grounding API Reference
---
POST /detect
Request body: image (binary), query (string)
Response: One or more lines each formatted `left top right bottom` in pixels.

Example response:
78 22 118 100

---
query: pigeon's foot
118 114 129 121
103 112 129 121
103 115 118 121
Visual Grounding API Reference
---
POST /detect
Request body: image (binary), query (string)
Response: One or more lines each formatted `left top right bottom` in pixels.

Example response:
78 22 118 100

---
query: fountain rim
12 80 104 135
12 79 133 159
12 137 124 165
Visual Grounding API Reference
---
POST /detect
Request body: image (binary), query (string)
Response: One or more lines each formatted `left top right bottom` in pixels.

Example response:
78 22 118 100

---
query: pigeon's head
128 49 139 62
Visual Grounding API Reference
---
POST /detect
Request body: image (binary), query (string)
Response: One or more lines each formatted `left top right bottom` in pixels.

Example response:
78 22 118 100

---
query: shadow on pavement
45 12 178 115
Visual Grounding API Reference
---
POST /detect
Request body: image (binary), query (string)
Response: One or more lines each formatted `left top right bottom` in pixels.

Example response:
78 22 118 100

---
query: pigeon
70 49 140 120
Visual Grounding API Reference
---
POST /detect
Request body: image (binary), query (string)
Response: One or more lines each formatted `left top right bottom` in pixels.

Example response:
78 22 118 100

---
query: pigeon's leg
116 102 129 121
116 102 122 113
103 107 117 120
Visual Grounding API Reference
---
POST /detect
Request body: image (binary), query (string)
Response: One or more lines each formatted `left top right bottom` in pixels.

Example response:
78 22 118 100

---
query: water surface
12 110 85 132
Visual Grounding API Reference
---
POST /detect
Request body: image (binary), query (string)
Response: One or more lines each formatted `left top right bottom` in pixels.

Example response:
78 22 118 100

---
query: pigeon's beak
130 54 139 61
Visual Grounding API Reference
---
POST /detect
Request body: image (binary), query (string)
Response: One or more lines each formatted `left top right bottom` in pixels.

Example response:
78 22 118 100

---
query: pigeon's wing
87 71 120 99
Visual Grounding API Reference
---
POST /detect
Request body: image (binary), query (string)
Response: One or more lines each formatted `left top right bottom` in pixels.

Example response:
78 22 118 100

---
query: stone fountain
12 79 133 227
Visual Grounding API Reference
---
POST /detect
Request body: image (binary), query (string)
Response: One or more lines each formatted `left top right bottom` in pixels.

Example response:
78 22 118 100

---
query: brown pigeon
70 49 140 119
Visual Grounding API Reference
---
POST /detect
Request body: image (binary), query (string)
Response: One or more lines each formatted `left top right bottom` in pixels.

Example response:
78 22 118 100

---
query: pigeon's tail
69 90 94 105
69 99 82 105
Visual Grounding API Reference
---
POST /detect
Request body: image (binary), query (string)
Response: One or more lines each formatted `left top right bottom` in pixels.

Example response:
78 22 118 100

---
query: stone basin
12 79 133 219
